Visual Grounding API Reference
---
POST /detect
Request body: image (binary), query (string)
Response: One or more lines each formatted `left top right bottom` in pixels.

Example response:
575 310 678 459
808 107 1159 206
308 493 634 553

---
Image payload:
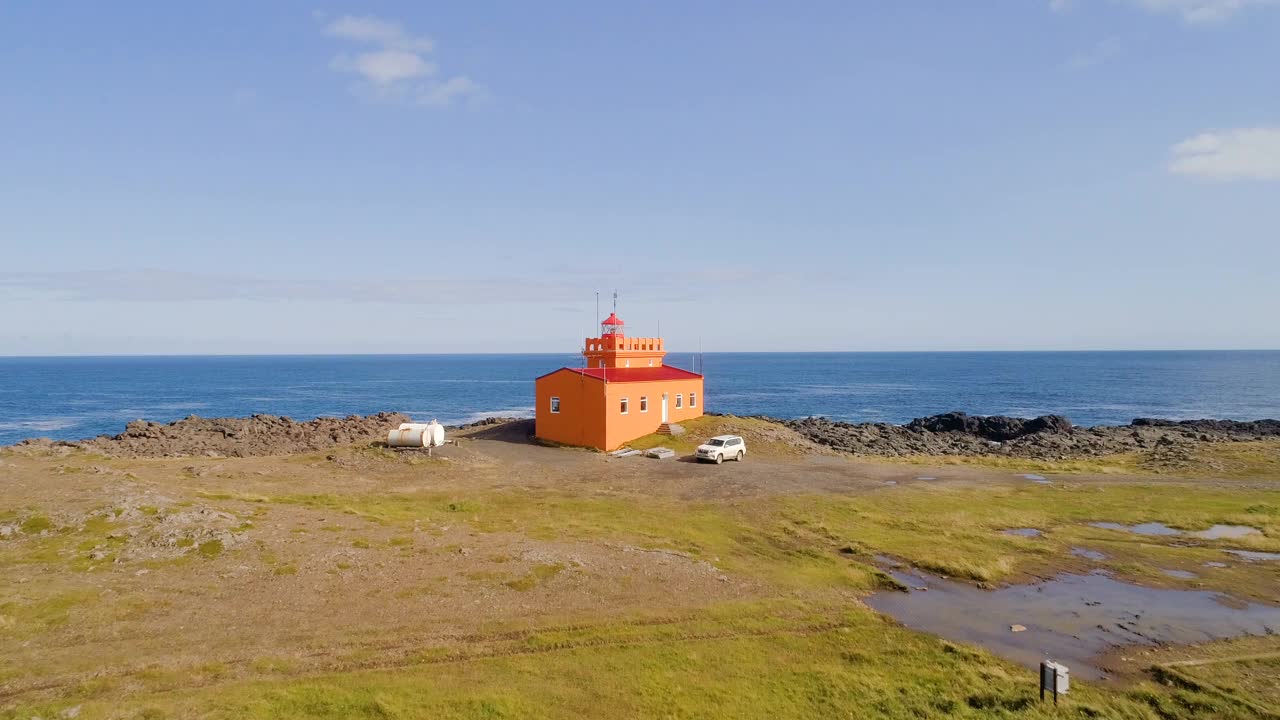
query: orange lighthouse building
535 312 704 451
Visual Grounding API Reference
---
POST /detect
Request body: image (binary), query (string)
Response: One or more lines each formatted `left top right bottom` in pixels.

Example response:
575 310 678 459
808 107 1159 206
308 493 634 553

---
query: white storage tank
388 420 445 448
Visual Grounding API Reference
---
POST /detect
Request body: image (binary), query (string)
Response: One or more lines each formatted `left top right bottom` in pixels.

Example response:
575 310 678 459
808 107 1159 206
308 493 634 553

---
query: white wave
400 407 536 425
434 379 529 384
145 402 211 410
0 417 83 432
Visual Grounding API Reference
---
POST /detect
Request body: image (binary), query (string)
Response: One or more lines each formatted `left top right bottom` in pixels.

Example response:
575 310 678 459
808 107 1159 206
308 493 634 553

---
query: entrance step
656 423 685 436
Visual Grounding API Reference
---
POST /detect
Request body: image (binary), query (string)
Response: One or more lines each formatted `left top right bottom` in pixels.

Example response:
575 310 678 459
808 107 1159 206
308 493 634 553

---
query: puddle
865 569 1280 680
914 476 936 481
1002 528 1043 537
1090 521 1181 536
1225 550 1280 562
1194 525 1261 540
883 480 898 486
1018 474 1051 484
873 554 903 568
1162 569 1197 579
1072 547 1107 561
1205 561 1229 568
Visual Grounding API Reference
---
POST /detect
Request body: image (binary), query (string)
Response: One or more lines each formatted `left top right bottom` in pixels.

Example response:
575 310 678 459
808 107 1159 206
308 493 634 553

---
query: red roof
538 366 703 383
601 313 624 326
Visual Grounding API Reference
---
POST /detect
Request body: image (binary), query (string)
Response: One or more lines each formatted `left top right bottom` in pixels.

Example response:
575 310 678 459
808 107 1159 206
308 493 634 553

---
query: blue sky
2 1 1278 354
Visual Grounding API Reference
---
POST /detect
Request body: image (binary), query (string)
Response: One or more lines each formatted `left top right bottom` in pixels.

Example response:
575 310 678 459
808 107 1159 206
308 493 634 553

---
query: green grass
783 482 1280 594
883 439 1280 480
197 539 225 559
3 600 1267 719
0 590 97 637
19 514 54 534
226 475 1280 598
624 415 814 456
504 562 564 591
7 443 1277 718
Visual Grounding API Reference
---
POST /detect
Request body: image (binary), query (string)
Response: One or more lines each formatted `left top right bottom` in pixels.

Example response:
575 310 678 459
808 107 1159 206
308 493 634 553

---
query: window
690 392 697 408
598 360 605 368
620 397 629 415
640 396 648 413
550 397 561 414
647 359 653 366
624 360 630 367
675 394 683 409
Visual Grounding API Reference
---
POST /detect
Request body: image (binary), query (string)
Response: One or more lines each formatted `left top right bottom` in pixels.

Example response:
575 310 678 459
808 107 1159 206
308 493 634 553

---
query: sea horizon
2 350 1277 445
2 348 1278 359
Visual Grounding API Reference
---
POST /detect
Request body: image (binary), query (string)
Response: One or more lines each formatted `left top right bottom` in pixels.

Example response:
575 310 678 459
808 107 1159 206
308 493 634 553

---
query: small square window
550 397 561 414
675 394 683 409
690 392 697 408
640 396 648 413
620 397 629 415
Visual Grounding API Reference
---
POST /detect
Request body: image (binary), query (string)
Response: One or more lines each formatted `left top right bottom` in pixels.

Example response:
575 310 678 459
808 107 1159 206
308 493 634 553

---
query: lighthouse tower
582 313 665 370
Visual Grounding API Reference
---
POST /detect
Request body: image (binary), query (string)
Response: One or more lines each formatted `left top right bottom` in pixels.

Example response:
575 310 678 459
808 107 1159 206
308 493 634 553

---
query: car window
708 439 725 446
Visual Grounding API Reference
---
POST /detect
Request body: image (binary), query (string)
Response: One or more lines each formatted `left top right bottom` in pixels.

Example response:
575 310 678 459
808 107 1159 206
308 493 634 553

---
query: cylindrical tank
422 421 445 448
387 428 427 448
389 421 445 448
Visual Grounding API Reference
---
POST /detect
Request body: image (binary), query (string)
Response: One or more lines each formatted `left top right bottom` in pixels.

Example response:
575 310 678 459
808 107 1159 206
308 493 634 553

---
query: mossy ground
1 429 1277 719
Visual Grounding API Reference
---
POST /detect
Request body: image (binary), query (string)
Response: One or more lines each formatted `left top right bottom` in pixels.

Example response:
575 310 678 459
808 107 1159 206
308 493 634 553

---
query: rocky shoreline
770 412 1280 461
10 413 519 459
8 410 1278 461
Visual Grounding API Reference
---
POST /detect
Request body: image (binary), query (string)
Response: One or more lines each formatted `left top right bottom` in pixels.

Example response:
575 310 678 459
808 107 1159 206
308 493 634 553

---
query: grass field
2 423 1278 719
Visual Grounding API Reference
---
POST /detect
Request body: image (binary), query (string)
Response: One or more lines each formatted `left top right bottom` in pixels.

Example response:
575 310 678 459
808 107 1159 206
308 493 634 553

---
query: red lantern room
600 312 625 336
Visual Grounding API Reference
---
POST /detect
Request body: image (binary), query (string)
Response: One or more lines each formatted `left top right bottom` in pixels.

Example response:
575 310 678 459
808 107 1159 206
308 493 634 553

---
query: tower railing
584 337 664 352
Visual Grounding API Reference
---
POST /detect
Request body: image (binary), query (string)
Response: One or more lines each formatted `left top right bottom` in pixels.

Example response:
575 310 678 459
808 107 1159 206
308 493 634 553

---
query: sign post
1040 661 1070 705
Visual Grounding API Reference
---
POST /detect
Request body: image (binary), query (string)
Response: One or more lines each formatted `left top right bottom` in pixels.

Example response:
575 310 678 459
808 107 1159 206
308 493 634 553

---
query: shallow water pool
865 569 1280 680
1090 521 1181 536
1194 524 1261 540
1225 549 1280 561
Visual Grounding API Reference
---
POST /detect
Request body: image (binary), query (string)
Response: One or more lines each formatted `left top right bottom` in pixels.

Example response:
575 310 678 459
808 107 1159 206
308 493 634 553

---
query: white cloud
1064 35 1124 69
323 14 483 106
331 49 436 85
326 15 434 52
1051 0 1277 22
420 75 482 106
1169 128 1280 180
1130 0 1277 22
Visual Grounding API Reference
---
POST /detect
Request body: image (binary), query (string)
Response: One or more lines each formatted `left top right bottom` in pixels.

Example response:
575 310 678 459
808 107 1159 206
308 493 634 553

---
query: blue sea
1 351 1278 446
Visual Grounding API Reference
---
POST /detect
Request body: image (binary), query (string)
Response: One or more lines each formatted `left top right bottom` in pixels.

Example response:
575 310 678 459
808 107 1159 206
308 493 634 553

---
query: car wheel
736 451 744 462
715 453 723 465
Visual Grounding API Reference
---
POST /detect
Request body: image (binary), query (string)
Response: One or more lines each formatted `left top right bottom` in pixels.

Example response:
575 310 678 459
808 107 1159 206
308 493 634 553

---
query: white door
661 394 669 423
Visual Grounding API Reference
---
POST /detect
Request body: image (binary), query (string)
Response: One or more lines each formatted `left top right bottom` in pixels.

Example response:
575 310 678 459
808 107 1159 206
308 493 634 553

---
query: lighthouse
535 311 704 451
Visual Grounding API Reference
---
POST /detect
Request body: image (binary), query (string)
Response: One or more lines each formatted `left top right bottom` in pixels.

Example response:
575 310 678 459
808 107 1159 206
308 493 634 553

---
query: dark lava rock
776 411 1277 461
59 412 411 458
905 412 1072 441
1131 418 1280 437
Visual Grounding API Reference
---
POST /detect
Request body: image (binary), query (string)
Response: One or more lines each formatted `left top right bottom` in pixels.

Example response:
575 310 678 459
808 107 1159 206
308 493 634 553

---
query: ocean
1 351 1277 446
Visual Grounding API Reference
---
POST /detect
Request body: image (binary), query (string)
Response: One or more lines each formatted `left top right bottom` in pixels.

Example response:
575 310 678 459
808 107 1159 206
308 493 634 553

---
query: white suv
695 435 746 464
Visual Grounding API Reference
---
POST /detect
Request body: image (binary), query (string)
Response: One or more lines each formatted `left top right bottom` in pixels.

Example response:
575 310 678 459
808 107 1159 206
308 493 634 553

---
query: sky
2 1 1278 355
